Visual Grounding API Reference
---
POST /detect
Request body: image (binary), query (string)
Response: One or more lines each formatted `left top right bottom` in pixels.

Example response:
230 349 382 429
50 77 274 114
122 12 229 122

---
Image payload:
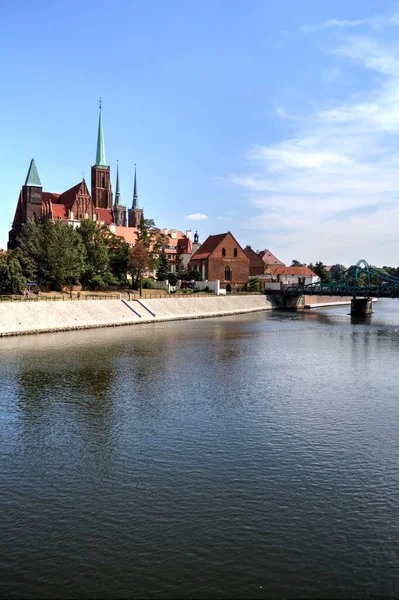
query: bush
187 270 202 281
248 278 260 292
142 278 154 289
181 287 193 294
168 273 178 286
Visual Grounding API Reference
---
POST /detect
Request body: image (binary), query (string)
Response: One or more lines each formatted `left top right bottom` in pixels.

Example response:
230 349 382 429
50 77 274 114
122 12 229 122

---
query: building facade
8 107 143 249
243 245 266 276
189 232 249 291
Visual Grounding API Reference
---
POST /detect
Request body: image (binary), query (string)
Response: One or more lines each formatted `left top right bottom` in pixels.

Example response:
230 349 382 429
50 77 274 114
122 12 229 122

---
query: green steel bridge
283 260 399 299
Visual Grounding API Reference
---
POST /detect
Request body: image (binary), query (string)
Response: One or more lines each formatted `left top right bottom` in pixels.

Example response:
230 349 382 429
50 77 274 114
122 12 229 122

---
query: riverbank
0 296 272 337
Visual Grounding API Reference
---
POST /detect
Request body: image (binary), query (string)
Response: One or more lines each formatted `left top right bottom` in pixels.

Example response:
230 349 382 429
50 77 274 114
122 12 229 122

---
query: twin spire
95 102 139 210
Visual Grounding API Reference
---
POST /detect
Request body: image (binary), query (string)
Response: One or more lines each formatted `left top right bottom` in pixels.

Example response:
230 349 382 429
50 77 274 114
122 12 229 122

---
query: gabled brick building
243 245 265 276
8 107 143 249
189 232 249 291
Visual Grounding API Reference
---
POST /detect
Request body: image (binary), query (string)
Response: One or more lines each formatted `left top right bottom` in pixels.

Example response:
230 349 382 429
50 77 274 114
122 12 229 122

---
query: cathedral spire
115 160 121 205
95 99 107 166
132 164 138 208
24 159 42 187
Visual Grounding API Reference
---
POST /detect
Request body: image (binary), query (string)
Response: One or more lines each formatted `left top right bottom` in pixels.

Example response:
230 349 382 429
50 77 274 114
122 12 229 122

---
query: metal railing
0 290 262 303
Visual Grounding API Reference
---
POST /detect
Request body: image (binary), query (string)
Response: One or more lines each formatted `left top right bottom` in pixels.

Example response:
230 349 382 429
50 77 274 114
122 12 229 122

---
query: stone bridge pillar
350 297 373 316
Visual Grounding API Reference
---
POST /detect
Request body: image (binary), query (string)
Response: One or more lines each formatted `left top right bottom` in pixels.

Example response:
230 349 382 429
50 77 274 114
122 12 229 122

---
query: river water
1 300 399 599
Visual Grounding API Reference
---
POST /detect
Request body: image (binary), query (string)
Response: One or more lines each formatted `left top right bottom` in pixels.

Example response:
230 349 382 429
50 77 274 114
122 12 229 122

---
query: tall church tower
113 161 126 226
91 102 112 209
128 165 144 227
23 158 43 222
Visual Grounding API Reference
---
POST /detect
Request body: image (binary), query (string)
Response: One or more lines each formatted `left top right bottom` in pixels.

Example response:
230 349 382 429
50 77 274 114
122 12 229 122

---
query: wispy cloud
186 213 208 220
229 21 399 264
302 13 399 33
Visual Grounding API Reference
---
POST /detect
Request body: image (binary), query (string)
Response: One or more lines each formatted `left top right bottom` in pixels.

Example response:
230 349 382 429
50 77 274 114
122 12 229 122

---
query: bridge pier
350 297 373 316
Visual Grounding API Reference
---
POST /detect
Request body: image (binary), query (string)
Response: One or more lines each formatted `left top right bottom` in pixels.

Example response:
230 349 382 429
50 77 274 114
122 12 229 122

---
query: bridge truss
283 260 399 298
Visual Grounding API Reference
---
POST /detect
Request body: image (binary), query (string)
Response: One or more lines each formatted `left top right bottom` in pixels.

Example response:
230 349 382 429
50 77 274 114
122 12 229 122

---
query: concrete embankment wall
303 295 353 309
0 296 272 337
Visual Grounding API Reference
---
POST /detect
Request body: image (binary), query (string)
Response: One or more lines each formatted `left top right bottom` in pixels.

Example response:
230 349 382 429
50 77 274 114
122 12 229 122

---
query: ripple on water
1 304 399 599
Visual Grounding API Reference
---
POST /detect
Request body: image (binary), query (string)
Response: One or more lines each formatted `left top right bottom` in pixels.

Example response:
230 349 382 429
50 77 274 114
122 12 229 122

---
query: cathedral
8 107 143 249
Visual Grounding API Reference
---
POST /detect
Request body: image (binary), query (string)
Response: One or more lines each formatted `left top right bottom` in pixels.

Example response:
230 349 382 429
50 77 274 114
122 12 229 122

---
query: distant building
243 246 265 276
258 249 285 269
8 107 143 249
159 229 196 273
267 266 319 286
189 232 249 291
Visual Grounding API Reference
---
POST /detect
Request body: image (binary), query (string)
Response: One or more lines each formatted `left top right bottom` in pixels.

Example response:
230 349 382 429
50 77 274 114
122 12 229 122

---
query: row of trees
0 218 168 294
0 217 206 295
290 259 346 280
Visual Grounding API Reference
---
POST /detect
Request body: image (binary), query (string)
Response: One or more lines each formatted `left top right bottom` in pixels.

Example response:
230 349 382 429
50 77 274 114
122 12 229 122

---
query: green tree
329 264 346 279
127 240 156 295
311 261 329 281
291 259 306 267
17 220 85 290
0 251 27 294
168 272 178 286
156 250 169 281
177 260 188 280
188 269 202 281
77 220 120 289
127 219 168 294
248 277 260 292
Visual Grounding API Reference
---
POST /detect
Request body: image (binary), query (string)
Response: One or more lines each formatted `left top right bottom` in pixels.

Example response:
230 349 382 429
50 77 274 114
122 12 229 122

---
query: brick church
8 106 143 249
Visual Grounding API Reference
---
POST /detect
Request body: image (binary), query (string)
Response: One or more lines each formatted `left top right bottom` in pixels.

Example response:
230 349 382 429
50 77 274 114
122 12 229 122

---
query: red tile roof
42 192 61 203
259 249 285 266
95 208 113 224
190 232 228 261
115 226 139 244
270 266 317 277
12 192 23 226
51 203 69 220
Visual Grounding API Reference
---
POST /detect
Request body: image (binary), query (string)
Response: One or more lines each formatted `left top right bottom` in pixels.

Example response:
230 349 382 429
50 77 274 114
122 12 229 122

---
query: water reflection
1 304 399 599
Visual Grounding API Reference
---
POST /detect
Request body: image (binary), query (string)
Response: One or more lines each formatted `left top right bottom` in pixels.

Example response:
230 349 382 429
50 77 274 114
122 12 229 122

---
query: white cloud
186 213 208 220
275 106 290 119
302 13 399 33
229 27 399 264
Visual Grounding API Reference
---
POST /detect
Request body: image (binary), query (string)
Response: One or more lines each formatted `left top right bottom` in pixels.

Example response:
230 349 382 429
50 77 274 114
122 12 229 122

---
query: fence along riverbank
0 296 272 337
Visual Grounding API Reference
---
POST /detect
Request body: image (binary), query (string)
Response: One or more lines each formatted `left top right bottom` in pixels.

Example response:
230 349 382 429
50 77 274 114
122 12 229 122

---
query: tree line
0 218 204 295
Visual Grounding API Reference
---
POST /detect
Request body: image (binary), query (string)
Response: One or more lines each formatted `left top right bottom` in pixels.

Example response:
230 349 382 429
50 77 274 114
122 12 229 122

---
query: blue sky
2 0 399 265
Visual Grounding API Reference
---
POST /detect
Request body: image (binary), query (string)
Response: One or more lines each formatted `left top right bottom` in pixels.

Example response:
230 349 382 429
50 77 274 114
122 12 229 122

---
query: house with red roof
158 229 201 273
189 232 249 291
8 107 144 249
258 249 285 269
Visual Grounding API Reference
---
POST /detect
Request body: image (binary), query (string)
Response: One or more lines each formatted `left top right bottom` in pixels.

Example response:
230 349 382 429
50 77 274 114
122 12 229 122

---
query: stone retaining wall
0 296 272 337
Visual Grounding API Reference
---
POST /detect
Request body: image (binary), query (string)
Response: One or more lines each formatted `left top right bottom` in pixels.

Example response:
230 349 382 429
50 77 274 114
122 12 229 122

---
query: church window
234 248 238 257
222 247 226 257
225 266 231 281
102 176 105 187
32 212 37 222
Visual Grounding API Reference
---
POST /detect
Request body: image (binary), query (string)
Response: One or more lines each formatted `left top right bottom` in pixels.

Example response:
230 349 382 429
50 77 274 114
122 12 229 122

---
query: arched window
102 176 105 187
32 212 37 222
225 266 231 281
234 248 238 257
222 247 226 257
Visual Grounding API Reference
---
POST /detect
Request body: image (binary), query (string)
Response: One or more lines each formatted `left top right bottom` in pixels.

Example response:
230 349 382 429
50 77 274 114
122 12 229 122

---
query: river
1 300 399 599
